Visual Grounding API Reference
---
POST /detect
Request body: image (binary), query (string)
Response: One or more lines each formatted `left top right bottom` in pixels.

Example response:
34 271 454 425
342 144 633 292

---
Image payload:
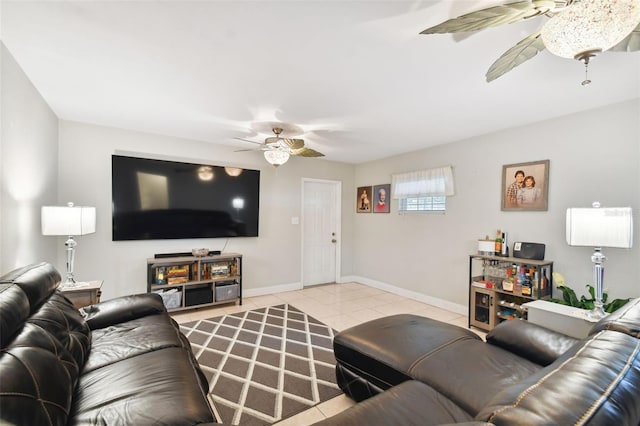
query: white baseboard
242 276 467 316
340 275 467 316
243 282 302 298
338 275 359 284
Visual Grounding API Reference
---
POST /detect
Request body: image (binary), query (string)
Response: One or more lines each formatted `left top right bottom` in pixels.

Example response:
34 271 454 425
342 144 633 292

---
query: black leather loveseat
0 262 217 425
315 298 640 425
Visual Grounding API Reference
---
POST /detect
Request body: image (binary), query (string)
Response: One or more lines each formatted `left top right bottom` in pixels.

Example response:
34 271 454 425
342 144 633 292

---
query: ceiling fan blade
233 137 262 145
609 24 640 52
420 1 555 34
486 30 546 82
264 136 305 150
234 148 262 152
280 138 305 150
291 147 324 158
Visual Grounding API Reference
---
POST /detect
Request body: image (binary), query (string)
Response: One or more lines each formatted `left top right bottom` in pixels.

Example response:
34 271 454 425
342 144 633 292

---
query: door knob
331 239 337 243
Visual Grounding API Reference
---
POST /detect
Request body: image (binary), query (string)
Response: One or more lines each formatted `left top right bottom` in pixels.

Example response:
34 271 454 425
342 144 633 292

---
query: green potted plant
550 272 630 313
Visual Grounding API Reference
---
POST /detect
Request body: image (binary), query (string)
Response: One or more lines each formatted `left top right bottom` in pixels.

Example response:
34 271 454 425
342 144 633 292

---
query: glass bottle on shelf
522 270 532 296
494 230 502 256
516 265 524 292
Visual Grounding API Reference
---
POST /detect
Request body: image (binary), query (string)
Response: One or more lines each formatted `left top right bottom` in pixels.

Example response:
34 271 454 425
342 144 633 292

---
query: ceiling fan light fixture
264 149 290 167
197 166 214 181
541 0 640 59
224 167 243 177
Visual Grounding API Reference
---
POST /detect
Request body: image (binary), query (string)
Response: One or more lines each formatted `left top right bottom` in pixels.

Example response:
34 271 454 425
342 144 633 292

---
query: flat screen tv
112 155 260 240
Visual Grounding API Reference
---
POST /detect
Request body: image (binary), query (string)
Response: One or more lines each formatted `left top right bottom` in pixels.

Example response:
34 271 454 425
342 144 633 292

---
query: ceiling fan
420 0 640 83
235 127 324 167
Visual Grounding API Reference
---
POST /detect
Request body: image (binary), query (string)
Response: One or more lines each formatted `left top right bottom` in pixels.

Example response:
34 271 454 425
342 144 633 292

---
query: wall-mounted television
112 155 260 240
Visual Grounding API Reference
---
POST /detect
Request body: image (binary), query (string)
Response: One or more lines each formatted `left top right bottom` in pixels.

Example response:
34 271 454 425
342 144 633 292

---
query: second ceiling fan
420 0 640 83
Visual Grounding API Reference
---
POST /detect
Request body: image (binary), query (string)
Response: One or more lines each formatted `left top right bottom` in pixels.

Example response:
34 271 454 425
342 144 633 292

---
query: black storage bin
185 284 213 306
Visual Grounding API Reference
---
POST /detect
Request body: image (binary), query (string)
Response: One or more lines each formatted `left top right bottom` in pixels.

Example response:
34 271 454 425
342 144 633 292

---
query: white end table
524 299 597 339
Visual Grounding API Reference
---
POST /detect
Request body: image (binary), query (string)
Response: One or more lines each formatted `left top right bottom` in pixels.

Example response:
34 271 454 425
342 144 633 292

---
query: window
399 196 446 212
392 166 454 213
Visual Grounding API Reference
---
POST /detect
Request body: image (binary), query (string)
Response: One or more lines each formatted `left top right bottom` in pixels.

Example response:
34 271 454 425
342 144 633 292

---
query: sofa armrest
486 319 579 366
311 380 480 426
81 293 166 330
589 297 640 338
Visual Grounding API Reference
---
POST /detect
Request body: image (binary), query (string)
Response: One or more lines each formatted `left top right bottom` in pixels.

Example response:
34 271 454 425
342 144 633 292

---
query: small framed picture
501 160 549 211
356 186 372 213
372 184 390 213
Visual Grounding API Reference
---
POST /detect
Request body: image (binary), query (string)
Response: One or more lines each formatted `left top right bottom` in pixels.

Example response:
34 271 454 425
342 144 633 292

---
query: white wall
3 39 638 312
57 121 355 300
352 99 640 309
0 43 59 272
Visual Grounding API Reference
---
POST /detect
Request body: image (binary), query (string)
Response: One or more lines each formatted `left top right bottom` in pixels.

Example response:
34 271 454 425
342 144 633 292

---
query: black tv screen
112 155 260 240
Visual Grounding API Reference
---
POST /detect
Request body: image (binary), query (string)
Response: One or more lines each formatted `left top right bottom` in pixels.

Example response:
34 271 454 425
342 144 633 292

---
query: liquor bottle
494 230 502 256
503 267 514 291
522 270 532 296
541 271 548 290
516 265 525 292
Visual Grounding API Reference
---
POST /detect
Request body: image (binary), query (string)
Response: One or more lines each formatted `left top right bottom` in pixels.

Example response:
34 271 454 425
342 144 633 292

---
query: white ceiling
2 1 639 164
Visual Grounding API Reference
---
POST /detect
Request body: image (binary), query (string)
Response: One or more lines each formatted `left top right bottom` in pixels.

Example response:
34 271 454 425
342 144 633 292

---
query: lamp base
62 236 78 289
586 305 607 321
587 249 607 321
60 276 79 289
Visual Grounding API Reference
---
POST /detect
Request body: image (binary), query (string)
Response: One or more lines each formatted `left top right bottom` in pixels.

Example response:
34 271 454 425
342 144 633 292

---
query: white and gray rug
180 304 341 425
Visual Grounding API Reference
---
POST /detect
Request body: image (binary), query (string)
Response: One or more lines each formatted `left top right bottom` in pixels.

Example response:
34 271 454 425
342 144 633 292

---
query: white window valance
391 166 455 199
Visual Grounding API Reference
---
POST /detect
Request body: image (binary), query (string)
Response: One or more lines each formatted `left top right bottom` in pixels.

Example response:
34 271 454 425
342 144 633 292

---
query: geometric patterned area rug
180 304 342 425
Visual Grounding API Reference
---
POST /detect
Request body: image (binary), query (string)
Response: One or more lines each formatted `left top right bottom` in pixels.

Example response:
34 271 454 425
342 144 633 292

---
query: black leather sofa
0 262 217 425
315 298 640 425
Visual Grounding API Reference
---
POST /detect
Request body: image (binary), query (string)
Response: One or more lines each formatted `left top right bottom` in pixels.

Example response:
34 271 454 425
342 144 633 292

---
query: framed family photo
501 160 549 211
373 184 390 213
356 186 372 213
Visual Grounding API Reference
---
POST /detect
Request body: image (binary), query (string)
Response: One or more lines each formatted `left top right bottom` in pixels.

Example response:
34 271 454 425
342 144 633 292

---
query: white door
302 179 341 286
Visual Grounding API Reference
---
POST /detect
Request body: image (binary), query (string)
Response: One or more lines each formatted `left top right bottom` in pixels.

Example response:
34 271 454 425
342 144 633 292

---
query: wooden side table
60 280 103 309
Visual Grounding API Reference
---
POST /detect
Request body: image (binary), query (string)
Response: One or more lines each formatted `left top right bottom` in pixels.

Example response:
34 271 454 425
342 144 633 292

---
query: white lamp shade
42 205 96 236
566 207 633 248
542 0 640 58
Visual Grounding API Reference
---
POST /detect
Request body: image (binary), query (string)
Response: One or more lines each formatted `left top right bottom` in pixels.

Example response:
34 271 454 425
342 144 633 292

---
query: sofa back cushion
28 292 92 368
0 263 91 425
0 263 60 348
589 297 640 338
477 330 640 425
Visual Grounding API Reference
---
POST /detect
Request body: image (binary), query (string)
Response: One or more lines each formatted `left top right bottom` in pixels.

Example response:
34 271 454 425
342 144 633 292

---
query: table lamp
42 202 96 287
566 202 633 320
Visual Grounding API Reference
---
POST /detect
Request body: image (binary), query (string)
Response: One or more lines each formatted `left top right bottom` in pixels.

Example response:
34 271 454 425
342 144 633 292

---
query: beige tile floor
172 282 485 426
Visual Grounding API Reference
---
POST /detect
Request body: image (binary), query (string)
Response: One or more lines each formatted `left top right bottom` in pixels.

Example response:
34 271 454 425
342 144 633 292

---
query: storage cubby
147 253 242 312
470 286 495 330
